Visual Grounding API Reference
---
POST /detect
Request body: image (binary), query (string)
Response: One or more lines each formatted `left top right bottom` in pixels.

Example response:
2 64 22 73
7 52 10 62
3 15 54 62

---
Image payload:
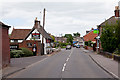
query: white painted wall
25 29 50 55
26 29 41 41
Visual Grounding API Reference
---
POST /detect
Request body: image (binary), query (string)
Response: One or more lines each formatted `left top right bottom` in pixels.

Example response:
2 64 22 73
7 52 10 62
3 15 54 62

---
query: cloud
1 1 119 36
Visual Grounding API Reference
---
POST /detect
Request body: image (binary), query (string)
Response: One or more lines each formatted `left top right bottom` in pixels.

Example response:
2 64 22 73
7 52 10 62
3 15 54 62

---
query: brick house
83 28 97 43
97 6 120 52
83 28 98 51
0 22 11 68
10 18 52 55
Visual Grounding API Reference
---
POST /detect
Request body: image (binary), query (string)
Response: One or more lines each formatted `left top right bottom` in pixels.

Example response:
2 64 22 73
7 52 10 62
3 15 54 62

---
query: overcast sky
0 0 119 37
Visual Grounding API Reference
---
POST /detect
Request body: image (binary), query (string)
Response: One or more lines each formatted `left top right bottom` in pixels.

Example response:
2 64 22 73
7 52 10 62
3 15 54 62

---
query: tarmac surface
4 48 117 78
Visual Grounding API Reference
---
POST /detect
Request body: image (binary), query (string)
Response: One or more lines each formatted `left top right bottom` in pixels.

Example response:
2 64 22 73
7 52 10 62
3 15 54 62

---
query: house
55 37 67 43
10 18 52 55
83 28 97 43
97 6 120 52
73 37 84 47
83 28 98 51
0 22 11 68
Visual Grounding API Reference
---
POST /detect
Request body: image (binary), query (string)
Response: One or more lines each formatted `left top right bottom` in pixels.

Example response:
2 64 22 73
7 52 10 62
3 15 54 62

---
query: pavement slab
82 48 119 78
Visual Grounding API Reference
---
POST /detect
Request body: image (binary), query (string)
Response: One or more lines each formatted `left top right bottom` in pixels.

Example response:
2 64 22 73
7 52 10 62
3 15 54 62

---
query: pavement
82 48 119 79
4 48 115 78
2 55 48 78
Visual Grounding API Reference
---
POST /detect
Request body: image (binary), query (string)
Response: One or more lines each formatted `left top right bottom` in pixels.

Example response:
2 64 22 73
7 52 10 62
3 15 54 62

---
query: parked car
66 45 71 50
76 45 80 48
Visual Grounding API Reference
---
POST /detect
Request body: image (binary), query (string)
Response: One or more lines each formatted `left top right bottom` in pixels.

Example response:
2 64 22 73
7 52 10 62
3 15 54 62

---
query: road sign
93 29 99 34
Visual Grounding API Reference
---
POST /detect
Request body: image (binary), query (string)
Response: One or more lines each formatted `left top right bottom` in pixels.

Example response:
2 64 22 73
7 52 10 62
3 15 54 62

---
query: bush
10 50 24 58
20 48 33 57
114 48 120 55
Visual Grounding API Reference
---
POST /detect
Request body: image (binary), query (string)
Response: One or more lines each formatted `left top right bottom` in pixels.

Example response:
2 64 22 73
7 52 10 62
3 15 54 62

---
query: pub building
10 18 53 55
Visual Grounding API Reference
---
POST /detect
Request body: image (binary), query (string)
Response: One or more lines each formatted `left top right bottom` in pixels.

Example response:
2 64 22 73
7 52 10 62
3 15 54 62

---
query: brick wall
19 40 41 56
86 46 93 51
1 27 10 68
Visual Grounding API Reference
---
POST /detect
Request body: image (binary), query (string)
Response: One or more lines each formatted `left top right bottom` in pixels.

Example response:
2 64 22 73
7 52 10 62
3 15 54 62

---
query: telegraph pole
42 8 46 55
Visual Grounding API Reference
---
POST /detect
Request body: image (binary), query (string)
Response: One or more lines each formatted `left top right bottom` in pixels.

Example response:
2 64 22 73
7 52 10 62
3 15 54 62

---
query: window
14 40 18 43
27 43 32 48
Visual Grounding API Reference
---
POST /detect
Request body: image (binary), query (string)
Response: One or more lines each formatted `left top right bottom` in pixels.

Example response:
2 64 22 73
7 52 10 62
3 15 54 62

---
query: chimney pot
115 6 119 17
34 17 40 28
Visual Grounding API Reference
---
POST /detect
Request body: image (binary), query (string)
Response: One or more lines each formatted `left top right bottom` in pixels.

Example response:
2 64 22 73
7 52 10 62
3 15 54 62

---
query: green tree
73 32 80 37
100 22 119 53
64 34 73 44
50 35 55 42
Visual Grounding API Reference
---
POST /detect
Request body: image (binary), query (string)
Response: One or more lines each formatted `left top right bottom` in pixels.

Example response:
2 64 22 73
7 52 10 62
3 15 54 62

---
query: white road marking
62 48 73 72
62 66 65 72
64 63 66 67
66 58 69 62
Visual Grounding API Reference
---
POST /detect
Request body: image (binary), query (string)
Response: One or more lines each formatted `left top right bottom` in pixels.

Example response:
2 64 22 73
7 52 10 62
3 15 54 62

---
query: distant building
10 18 53 55
97 6 120 52
73 37 84 46
55 37 67 43
0 22 11 68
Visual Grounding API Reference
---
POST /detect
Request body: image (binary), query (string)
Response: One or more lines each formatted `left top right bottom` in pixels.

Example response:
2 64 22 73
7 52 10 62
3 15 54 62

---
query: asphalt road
7 48 112 78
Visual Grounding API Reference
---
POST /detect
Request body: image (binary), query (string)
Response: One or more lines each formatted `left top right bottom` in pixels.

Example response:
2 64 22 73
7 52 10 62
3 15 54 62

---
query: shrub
114 48 120 55
20 48 33 57
10 50 24 58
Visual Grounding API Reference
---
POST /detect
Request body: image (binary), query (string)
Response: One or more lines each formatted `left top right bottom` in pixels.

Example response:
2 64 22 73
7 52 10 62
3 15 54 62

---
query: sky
0 0 119 37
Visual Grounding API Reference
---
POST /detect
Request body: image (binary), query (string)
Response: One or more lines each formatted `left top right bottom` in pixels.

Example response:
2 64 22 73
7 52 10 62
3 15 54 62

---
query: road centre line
62 48 73 72
66 58 69 62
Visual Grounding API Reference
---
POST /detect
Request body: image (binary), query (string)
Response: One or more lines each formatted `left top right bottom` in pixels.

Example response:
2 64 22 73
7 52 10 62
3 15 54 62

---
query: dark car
76 45 80 48
66 45 71 50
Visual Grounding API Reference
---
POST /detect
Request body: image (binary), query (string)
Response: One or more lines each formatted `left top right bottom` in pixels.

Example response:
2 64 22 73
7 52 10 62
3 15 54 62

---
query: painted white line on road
62 48 73 72
62 66 65 72
66 58 69 62
68 49 73 58
62 63 67 72
64 63 66 67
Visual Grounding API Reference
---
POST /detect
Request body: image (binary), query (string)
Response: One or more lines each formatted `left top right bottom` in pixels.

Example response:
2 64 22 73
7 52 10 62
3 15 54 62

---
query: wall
0 27 2 69
85 46 93 51
19 40 41 56
2 27 10 68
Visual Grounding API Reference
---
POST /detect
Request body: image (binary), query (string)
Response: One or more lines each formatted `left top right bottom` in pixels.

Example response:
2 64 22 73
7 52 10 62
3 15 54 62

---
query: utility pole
42 8 46 55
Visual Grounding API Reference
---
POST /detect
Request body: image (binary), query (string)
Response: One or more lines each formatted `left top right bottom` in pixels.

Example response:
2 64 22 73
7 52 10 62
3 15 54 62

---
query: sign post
93 29 100 54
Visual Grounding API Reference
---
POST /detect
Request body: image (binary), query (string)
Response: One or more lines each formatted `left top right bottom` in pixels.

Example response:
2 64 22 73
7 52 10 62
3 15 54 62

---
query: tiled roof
10 29 31 39
83 31 97 42
99 16 119 27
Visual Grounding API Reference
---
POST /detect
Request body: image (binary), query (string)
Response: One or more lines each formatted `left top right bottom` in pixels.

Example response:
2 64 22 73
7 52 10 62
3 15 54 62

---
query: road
7 48 112 78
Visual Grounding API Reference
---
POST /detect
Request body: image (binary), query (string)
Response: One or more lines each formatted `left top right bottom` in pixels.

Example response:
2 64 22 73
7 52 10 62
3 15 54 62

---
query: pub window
27 43 32 47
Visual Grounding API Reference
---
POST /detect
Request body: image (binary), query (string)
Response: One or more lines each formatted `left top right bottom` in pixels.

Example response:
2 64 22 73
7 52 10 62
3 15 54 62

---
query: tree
115 20 120 53
50 35 55 42
100 21 119 53
73 32 80 37
64 34 73 44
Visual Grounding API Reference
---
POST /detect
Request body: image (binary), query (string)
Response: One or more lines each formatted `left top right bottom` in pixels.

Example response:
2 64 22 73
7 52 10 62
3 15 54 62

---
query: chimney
91 28 94 30
115 6 119 17
34 17 40 28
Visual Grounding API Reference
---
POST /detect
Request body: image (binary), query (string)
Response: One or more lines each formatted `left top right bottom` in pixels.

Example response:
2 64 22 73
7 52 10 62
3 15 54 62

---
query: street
7 48 112 78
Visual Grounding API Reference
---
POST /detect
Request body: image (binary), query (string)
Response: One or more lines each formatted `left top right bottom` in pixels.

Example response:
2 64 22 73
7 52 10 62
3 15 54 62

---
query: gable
25 28 41 40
